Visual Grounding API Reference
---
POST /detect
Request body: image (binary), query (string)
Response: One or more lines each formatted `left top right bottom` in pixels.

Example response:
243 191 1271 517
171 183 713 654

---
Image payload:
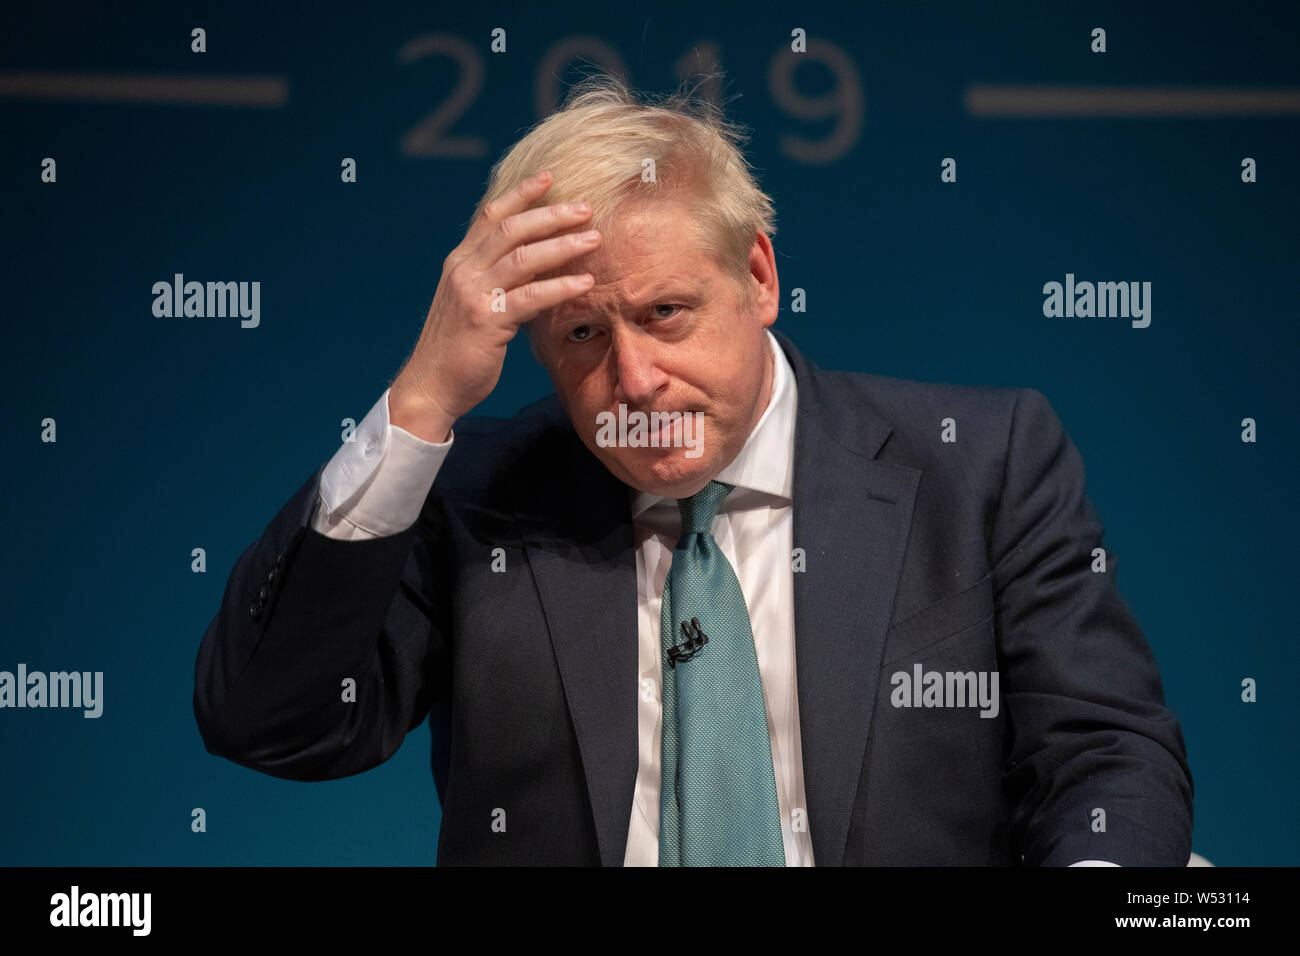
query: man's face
531 198 779 500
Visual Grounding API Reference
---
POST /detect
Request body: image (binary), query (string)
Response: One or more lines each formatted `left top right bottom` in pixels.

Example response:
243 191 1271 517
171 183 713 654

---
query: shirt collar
629 329 796 518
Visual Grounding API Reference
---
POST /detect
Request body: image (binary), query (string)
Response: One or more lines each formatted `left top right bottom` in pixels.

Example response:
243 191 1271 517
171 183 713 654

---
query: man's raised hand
389 169 601 442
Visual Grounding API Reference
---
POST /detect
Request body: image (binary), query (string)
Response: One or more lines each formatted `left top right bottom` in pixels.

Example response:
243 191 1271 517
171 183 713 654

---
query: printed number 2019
398 33 863 165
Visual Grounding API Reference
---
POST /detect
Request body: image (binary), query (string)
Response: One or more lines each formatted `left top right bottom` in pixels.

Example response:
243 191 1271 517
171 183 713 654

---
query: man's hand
389 169 601 442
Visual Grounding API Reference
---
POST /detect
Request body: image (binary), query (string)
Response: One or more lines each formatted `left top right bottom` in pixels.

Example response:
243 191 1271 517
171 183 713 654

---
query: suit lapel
774 331 919 866
516 332 920 867
514 421 639 867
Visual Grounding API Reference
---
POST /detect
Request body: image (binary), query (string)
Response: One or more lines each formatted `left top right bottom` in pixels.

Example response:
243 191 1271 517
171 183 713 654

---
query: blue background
1 0 1296 865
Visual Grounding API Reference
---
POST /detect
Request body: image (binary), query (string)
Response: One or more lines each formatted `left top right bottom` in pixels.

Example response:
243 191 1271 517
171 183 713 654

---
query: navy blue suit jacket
194 330 1193 865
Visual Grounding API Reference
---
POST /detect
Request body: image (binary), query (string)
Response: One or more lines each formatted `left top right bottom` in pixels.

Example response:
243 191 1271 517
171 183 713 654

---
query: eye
652 304 682 319
567 324 594 342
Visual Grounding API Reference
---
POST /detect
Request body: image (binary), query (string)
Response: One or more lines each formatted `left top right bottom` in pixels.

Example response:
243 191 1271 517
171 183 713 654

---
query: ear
748 231 779 329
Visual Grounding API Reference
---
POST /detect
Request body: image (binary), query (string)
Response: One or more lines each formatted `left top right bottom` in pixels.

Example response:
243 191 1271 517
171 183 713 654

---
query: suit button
249 603 262 620
268 567 278 586
258 585 268 602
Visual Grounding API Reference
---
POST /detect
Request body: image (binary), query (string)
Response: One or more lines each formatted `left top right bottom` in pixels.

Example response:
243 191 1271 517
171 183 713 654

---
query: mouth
593 407 705 452
650 411 704 453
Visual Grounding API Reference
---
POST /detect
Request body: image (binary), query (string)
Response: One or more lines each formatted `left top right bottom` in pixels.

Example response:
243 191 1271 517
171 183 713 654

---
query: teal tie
658 480 786 866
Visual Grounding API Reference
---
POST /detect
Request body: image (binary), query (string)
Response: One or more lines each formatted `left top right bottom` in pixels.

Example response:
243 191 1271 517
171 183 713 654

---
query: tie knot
676 480 733 535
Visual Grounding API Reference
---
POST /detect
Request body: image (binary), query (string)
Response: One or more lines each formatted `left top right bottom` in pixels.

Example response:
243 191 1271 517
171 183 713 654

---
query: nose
610 327 668 408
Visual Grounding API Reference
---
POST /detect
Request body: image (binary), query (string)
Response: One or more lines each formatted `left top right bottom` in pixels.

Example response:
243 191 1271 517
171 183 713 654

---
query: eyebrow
552 281 704 319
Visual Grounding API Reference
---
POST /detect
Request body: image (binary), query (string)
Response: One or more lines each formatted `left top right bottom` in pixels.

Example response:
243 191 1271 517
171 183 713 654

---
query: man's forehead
591 198 703 255
541 199 710 318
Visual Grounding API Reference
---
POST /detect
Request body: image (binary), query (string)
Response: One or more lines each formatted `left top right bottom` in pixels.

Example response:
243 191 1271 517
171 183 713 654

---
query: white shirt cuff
313 387 452 539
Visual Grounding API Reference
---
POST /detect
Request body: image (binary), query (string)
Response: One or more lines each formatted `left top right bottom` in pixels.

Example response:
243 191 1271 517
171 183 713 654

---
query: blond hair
471 71 776 308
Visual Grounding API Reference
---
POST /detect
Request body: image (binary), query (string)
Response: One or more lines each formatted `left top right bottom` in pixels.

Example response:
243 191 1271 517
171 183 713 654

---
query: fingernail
574 202 591 213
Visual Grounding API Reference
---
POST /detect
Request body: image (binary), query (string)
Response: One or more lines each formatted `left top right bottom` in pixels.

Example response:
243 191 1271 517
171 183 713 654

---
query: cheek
711 354 759 402
706 359 763 432
566 383 609 429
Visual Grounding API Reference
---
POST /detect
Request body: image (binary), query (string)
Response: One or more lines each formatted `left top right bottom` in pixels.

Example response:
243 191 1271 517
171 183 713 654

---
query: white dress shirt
310 330 1114 867
624 331 810 865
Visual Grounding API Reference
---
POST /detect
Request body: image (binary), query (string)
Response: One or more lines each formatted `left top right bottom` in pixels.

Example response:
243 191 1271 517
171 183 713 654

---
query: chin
611 448 716 499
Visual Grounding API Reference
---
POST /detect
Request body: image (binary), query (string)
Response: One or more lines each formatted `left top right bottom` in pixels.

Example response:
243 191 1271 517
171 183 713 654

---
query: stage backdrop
1 0 1296 865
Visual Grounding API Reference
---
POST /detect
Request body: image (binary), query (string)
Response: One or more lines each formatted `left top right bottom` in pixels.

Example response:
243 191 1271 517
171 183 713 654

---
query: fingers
501 272 596 328
464 169 556 247
481 226 602 297
470 200 596 275
456 168 602 328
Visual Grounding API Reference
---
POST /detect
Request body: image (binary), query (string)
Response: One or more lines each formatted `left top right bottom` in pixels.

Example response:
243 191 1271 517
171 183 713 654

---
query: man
193 75 1193 866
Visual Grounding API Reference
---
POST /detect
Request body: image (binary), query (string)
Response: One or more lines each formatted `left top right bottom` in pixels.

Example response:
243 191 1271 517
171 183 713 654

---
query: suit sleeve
989 388 1193 866
193 418 454 782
